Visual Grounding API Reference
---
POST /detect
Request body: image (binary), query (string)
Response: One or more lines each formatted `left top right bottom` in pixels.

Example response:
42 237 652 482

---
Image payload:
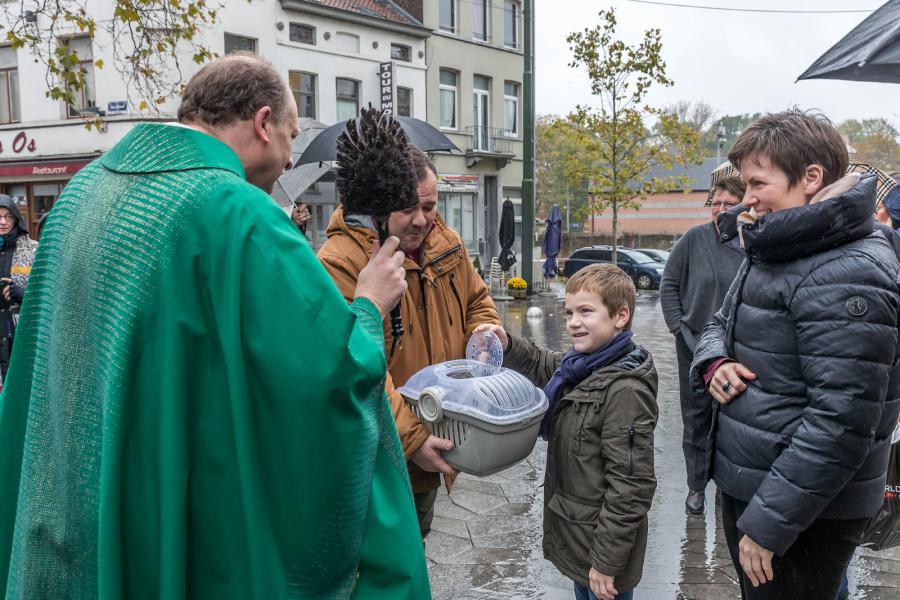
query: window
397 87 412 117
335 32 360 53
504 1 519 48
391 43 411 62
336 78 359 122
473 75 491 151
504 82 518 136
439 69 457 129
289 23 316 45
0 46 19 124
61 37 96 118
473 0 489 42
439 0 456 33
437 193 477 252
224 33 256 54
289 71 316 119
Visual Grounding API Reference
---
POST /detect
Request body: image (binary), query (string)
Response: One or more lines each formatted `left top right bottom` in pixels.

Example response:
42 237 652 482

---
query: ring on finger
721 382 732 393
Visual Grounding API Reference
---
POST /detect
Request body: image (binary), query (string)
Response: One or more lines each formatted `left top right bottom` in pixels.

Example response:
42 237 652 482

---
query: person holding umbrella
318 143 501 539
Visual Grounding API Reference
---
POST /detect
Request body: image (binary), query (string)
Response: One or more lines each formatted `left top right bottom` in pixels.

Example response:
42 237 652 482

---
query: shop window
61 37 96 118
0 46 20 124
438 193 477 253
289 71 316 119
224 33 257 54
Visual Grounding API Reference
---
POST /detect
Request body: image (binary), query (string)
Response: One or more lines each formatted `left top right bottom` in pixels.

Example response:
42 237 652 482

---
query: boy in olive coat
478 264 658 600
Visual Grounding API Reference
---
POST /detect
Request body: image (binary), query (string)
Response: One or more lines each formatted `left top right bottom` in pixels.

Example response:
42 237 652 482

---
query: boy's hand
473 323 509 352
589 568 618 600
709 361 756 405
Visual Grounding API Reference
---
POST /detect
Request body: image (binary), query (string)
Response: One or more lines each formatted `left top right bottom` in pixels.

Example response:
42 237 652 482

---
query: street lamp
715 126 727 165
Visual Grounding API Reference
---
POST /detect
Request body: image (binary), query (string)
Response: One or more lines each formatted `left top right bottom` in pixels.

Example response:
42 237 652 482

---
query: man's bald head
178 52 290 127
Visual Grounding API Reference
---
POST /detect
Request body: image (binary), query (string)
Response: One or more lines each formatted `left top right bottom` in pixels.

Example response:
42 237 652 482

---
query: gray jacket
691 175 900 556
505 334 658 591
660 220 745 351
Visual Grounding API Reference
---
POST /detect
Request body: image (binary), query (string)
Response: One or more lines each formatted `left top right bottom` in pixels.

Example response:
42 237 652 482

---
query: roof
318 0 423 27
646 157 724 192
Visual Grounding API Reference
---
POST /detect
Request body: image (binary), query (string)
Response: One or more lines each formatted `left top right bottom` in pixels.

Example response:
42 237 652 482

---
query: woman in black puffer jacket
691 110 899 600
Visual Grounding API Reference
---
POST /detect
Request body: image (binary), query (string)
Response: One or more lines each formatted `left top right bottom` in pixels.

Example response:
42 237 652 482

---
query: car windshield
624 251 654 264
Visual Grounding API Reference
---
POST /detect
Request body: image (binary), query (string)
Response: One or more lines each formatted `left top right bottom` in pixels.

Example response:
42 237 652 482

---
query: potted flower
507 277 528 299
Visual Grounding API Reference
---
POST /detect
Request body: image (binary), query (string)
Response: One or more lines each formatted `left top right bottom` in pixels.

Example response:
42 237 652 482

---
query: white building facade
0 0 429 243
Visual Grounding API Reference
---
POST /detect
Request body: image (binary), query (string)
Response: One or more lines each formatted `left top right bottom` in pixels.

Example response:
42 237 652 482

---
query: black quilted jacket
690 174 900 556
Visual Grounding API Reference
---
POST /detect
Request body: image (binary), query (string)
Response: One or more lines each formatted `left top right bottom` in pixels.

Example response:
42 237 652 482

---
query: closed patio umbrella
498 199 517 272
542 205 562 280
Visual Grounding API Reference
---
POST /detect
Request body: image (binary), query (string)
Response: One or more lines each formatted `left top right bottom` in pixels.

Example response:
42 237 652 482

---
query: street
426 289 900 599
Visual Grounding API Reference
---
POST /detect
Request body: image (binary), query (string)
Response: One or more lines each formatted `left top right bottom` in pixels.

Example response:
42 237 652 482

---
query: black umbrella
498 199 517 271
798 0 900 84
296 116 459 166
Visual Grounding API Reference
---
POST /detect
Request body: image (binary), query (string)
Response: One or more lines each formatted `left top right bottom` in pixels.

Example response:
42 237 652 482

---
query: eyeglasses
711 202 739 210
0 215 15 222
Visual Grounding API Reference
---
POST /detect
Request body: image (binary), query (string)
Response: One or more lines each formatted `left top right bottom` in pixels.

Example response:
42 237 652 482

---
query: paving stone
451 489 510 515
431 515 471 540
433 497 477 520
425 530 473 564
451 476 505 496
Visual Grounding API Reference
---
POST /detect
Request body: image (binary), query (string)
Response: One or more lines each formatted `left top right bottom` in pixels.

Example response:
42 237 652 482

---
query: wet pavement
426 288 900 599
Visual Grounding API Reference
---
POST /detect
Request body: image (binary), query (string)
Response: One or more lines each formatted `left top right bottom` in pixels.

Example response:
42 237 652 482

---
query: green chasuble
0 123 430 599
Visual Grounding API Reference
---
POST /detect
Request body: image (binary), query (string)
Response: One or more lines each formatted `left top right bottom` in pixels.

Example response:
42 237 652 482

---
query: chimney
392 0 423 23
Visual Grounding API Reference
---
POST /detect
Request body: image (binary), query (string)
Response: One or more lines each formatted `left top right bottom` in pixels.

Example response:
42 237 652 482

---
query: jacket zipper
628 425 636 476
448 274 464 329
425 244 462 268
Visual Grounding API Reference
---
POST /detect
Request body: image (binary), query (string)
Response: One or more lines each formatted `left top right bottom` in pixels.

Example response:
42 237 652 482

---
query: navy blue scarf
539 330 634 440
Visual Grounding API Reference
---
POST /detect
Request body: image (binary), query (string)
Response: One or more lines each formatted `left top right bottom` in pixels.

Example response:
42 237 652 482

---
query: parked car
562 246 665 289
635 248 670 263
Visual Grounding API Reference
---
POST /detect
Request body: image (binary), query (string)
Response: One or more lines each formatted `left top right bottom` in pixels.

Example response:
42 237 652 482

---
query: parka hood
0 194 27 238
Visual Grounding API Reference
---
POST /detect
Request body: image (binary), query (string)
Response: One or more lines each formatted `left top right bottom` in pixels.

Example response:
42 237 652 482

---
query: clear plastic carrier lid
398 359 548 427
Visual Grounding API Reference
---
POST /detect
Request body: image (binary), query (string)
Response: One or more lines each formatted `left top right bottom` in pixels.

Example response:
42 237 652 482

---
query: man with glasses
660 164 747 515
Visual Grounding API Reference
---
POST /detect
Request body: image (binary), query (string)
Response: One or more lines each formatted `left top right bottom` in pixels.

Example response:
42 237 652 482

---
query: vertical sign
379 62 395 114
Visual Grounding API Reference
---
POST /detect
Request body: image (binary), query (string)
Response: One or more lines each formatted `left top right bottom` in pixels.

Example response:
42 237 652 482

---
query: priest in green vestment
0 54 430 599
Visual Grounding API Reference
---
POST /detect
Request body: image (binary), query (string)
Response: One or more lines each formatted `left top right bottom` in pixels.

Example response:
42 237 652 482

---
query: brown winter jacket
504 333 658 592
317 207 501 493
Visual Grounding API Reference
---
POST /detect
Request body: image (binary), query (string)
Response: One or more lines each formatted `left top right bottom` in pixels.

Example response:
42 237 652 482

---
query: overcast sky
535 0 900 126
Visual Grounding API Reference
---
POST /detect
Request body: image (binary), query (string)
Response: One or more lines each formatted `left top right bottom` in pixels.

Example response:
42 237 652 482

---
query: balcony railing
464 126 516 155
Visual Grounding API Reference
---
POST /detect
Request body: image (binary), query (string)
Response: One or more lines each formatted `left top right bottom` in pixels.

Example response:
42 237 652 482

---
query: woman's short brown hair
566 263 635 329
713 176 746 201
178 52 289 126
728 109 848 189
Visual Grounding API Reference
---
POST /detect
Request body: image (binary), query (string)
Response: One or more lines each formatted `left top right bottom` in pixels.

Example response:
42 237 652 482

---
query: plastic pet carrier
399 359 548 476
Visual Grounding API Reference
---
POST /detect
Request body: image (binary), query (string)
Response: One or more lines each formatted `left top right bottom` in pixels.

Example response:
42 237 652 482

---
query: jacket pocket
448 273 465 333
546 493 601 566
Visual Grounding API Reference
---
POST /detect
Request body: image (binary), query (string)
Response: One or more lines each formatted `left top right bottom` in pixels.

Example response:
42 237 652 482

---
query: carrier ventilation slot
475 371 533 410
409 404 470 447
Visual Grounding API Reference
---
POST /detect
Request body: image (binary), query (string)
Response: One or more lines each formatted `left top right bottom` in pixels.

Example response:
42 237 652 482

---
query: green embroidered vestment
0 123 429 599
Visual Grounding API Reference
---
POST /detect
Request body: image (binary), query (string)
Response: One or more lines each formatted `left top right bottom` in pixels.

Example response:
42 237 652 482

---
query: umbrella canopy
798 0 900 84
271 163 333 208
296 115 459 166
542 205 562 279
498 199 517 271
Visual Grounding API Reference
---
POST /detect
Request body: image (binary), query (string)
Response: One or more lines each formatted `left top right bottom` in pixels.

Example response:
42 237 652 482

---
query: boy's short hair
566 263 635 329
728 109 848 189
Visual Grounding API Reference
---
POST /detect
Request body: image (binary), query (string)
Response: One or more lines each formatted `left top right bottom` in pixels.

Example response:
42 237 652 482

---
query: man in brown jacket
318 147 501 537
